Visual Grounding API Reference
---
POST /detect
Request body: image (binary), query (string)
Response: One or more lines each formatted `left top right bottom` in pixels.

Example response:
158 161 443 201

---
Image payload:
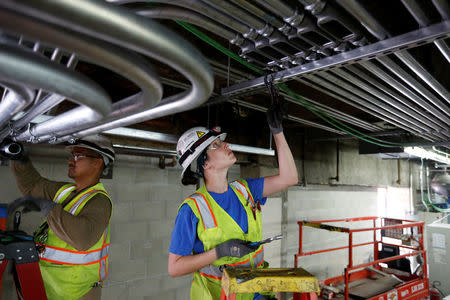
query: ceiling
0 0 449 157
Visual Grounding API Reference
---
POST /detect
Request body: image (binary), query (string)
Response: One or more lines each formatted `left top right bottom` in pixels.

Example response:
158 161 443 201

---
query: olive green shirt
11 160 112 300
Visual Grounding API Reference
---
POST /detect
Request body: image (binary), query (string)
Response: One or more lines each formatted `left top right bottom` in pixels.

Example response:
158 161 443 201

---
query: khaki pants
79 286 101 300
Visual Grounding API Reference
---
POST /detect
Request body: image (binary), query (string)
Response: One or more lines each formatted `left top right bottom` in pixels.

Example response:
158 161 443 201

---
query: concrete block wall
285 188 378 280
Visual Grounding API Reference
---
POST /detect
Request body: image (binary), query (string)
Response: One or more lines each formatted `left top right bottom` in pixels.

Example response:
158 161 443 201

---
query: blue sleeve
245 177 267 206
169 204 199 256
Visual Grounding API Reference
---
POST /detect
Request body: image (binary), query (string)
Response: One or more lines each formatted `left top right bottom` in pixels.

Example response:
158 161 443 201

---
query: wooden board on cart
221 268 320 296
349 276 400 299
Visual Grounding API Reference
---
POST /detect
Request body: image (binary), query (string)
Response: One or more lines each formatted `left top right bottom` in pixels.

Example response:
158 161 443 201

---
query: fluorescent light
404 147 450 164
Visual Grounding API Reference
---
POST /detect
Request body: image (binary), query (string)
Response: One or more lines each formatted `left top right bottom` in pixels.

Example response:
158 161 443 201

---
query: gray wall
0 139 433 299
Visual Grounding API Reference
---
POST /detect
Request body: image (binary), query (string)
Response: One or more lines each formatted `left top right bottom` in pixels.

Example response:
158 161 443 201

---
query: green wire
176 20 407 147
424 194 450 213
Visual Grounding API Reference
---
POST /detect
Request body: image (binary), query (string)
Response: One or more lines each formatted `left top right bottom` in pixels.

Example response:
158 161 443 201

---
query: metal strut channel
222 20 450 97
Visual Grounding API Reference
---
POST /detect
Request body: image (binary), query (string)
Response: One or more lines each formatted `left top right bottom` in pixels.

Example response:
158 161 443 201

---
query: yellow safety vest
35 183 112 300
180 179 265 300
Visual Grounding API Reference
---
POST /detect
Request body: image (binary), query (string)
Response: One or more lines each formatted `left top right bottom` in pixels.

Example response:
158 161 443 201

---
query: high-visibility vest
180 179 264 300
35 182 112 300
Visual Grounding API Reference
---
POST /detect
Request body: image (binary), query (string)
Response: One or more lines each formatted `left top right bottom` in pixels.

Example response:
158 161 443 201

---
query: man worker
168 101 298 299
8 134 114 300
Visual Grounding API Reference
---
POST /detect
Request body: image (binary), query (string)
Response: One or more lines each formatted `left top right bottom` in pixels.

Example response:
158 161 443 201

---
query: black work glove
8 196 56 217
266 98 287 134
215 239 258 259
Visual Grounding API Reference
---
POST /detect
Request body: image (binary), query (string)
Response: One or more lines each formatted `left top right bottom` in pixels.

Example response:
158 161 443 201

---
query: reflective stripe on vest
68 188 105 215
190 181 254 230
188 193 217 229
230 180 255 208
199 247 264 279
54 185 76 204
39 244 109 265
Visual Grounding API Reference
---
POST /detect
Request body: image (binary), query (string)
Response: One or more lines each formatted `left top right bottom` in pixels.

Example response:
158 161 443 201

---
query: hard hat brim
180 132 226 178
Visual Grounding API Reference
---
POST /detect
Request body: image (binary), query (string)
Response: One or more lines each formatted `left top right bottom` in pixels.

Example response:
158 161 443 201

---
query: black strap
178 130 218 165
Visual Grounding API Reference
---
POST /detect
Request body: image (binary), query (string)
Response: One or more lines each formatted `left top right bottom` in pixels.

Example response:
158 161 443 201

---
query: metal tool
248 233 283 247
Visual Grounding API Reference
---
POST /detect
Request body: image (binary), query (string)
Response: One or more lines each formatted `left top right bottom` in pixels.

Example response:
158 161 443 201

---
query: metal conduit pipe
202 0 308 55
13 94 65 129
229 0 286 29
255 0 337 56
159 69 376 133
315 71 441 136
433 0 450 20
16 106 102 142
359 60 450 128
131 0 280 66
344 64 450 132
280 92 381 132
0 43 112 116
134 6 237 41
330 68 448 134
0 83 35 129
12 54 79 131
334 0 450 108
297 77 437 142
0 8 163 112
394 51 450 106
304 75 436 141
298 0 367 46
334 0 387 40
2 0 213 143
376 56 450 118
193 1 307 65
402 0 450 63
234 99 344 134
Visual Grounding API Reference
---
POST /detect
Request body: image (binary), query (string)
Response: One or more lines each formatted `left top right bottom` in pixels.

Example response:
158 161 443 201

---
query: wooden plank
221 268 320 296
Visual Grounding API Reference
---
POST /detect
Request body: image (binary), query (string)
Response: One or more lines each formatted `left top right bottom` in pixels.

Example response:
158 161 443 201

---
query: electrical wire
175 21 412 147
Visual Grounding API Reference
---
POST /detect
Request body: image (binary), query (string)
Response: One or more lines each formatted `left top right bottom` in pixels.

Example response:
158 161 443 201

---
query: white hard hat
176 126 226 177
65 134 115 166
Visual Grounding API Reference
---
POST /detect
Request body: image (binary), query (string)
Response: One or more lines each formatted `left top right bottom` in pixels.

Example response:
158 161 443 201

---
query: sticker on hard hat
196 131 205 138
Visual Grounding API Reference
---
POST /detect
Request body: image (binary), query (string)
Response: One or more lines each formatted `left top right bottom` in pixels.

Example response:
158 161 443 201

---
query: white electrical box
427 223 450 295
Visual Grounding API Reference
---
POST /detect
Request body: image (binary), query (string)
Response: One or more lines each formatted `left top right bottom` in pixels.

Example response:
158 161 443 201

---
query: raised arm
263 132 298 197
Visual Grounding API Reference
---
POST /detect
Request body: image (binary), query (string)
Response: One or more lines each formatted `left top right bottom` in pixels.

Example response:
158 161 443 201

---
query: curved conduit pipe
254 0 337 55
1 0 213 142
335 0 450 111
0 43 112 141
0 83 35 129
0 8 163 141
138 6 385 132
111 0 299 66
241 0 446 138
238 0 448 138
